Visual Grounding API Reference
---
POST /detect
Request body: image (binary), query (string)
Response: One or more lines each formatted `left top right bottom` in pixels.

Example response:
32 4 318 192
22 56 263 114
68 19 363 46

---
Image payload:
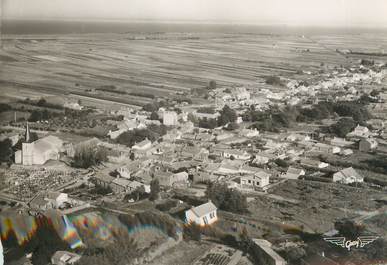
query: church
15 123 64 166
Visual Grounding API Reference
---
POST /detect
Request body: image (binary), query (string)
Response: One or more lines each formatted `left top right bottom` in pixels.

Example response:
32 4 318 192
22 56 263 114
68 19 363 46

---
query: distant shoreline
2 19 387 35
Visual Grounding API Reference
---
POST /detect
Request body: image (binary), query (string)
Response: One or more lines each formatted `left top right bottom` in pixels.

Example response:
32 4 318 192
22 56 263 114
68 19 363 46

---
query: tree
150 111 159 120
37 97 47 106
183 222 202 241
239 226 253 253
29 110 43 122
218 105 237 126
198 118 217 129
142 102 159 112
265 76 283 86
0 103 11 113
71 145 108 169
206 183 248 213
330 118 356 138
0 139 13 163
334 219 364 240
78 235 140 265
149 178 160 201
275 158 288 168
208 80 217 90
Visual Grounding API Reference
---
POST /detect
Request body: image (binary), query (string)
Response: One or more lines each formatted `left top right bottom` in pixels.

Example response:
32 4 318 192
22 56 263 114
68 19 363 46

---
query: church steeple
25 121 31 143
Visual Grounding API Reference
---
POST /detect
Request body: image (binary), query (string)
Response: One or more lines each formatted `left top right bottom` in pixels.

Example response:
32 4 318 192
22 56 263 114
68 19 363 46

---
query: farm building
333 167 364 184
185 201 218 226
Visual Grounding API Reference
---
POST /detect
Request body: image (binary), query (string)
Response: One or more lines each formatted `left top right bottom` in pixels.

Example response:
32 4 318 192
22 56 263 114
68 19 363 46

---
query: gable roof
33 135 63 153
190 201 217 218
287 167 304 175
338 167 363 180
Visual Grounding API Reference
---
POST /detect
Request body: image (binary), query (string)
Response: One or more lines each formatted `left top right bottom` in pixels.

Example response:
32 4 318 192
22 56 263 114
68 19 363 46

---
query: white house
163 111 179 126
347 125 370 138
51 251 81 265
240 171 270 189
64 102 83 111
333 167 364 184
253 152 276 165
132 138 152 151
300 158 329 169
240 128 259 138
330 137 354 147
29 192 69 210
223 149 250 160
185 201 218 226
283 167 305 180
314 143 341 154
117 166 131 179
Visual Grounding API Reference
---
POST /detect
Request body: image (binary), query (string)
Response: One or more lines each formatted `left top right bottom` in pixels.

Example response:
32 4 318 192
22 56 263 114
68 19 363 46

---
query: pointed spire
25 121 31 143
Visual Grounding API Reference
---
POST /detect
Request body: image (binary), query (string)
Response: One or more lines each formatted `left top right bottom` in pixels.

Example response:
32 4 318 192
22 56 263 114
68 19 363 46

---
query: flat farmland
1 32 386 105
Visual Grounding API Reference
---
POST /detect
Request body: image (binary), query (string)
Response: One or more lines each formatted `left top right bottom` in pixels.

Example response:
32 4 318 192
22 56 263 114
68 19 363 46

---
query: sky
2 0 387 27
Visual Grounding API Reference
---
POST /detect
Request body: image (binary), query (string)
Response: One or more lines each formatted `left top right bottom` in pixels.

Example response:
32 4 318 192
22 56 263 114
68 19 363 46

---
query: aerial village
0 59 387 265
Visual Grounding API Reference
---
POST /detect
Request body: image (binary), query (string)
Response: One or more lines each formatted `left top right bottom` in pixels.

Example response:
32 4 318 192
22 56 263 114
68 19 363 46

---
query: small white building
314 143 341 154
51 251 81 265
240 171 270 189
347 125 370 138
132 138 152 151
163 111 179 126
117 166 131 179
300 158 329 169
185 201 218 226
283 167 305 180
240 128 259 138
29 192 69 210
64 102 83 111
223 149 250 160
333 167 364 184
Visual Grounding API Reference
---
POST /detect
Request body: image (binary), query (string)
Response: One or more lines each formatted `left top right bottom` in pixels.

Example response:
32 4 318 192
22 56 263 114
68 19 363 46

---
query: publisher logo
323 236 379 251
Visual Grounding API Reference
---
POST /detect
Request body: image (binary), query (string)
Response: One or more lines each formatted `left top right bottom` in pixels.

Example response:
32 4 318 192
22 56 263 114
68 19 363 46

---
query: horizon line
3 17 387 29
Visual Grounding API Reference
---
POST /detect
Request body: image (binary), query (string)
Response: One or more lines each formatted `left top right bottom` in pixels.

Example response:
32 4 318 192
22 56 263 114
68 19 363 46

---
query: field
248 179 387 236
1 32 387 108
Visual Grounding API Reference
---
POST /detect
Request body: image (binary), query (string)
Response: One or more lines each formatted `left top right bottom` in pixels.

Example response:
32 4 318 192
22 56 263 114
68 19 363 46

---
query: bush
0 138 13 163
208 80 217 90
0 103 11 113
198 118 217 129
334 219 364 239
206 183 248 214
149 179 160 201
329 118 356 137
150 111 159 120
265 76 283 86
78 235 139 265
183 223 202 241
115 125 167 147
275 159 288 168
217 105 237 126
